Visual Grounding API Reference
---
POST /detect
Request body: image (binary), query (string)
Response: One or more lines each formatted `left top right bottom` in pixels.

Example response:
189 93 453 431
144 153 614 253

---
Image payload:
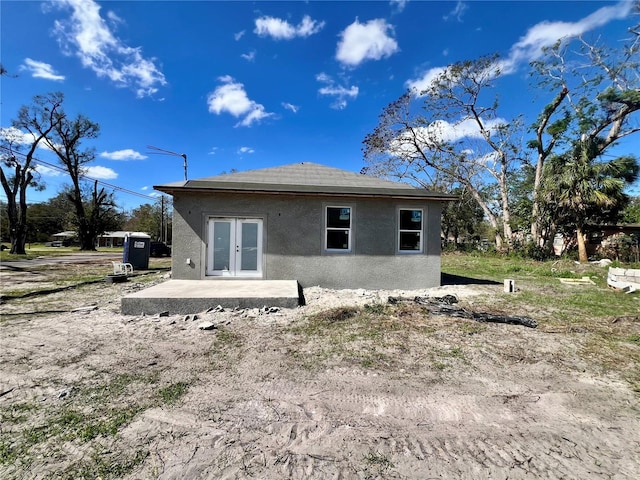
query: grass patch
206 327 245 372
158 382 189 405
364 451 394 468
442 252 640 391
59 446 149 479
0 402 39 424
627 333 640 345
0 371 191 476
363 450 395 476
288 305 429 371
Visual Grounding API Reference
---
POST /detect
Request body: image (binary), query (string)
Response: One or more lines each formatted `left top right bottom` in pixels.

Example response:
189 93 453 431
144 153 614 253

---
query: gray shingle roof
155 162 456 200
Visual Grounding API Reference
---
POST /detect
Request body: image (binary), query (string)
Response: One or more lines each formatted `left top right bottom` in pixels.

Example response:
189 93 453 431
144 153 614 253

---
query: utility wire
0 145 157 201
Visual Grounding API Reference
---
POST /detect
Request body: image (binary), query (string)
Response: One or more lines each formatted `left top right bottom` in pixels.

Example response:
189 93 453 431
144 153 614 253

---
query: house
97 231 151 248
48 231 78 247
153 162 456 290
553 225 640 261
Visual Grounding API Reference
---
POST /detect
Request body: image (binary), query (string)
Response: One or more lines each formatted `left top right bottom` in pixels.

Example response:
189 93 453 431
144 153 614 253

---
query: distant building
96 231 151 248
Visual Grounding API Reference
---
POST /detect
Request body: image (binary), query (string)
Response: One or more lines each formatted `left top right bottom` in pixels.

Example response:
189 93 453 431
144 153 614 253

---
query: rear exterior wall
170 192 444 290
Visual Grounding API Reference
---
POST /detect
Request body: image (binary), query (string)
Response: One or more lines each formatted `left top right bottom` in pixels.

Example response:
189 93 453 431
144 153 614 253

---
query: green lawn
0 244 124 261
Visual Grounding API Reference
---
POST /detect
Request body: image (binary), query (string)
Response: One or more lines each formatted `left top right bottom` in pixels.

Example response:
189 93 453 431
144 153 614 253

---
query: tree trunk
1 165 28 255
531 86 569 246
465 182 503 250
576 225 589 263
498 167 513 250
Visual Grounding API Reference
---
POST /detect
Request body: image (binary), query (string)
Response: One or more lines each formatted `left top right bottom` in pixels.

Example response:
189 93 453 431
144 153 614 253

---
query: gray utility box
123 234 150 270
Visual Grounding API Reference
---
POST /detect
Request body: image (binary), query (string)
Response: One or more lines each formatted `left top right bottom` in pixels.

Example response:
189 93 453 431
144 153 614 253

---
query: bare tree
0 92 64 254
26 100 104 251
44 114 102 250
363 55 523 249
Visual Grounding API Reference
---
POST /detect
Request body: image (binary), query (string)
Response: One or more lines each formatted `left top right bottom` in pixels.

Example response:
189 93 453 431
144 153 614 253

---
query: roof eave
153 184 458 201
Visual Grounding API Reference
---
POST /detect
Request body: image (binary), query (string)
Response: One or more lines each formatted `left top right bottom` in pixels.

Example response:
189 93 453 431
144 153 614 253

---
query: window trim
325 205 353 253
397 207 424 254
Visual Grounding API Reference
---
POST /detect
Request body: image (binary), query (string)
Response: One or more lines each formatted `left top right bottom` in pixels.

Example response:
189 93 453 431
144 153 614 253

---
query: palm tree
543 137 639 262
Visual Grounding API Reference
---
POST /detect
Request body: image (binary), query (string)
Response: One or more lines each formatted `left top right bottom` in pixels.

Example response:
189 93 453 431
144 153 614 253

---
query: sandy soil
1 264 639 479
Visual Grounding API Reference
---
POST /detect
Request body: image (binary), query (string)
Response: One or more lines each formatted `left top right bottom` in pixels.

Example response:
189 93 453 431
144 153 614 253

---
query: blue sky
1 0 638 211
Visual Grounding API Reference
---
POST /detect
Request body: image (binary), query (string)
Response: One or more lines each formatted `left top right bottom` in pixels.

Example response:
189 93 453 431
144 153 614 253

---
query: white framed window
398 208 423 253
325 206 352 252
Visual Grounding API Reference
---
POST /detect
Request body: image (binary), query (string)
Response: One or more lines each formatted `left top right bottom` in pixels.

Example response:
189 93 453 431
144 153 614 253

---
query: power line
0 146 157 201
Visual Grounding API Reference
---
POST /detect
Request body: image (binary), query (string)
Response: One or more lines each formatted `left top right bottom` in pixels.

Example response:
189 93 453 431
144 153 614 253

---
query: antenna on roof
146 145 188 181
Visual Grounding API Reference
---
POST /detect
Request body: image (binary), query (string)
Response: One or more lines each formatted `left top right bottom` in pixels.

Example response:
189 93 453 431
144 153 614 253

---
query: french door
206 218 263 277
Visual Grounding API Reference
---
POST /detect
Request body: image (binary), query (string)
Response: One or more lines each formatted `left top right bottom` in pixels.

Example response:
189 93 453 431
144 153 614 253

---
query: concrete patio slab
121 279 301 315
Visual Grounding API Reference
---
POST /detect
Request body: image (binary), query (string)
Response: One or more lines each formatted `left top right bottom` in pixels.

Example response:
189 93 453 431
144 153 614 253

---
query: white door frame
206 217 263 277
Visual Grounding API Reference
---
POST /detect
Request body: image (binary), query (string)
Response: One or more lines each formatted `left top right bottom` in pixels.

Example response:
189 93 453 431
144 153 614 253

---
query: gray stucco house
154 162 455 290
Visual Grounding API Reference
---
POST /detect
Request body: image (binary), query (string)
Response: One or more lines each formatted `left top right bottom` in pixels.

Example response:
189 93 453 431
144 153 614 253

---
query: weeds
58 445 149 479
363 450 395 477
364 451 394 468
0 371 191 477
158 382 189 405
288 304 431 371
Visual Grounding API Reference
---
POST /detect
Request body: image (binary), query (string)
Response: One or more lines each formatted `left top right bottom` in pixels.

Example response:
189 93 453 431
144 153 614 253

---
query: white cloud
501 0 634 73
426 117 508 143
443 1 468 22
282 102 299 113
0 126 37 146
406 0 634 93
405 66 446 93
82 165 118 179
390 0 408 14
238 146 254 154
234 30 246 41
316 73 359 110
0 127 62 154
389 117 508 156
254 15 325 40
99 149 147 160
33 164 64 177
141 186 149 191
336 18 399 67
207 76 274 127
21 58 65 81
241 50 256 62
52 0 166 98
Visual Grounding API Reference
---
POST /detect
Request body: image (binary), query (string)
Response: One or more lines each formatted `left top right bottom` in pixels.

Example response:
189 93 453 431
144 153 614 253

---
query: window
399 209 423 252
326 206 351 251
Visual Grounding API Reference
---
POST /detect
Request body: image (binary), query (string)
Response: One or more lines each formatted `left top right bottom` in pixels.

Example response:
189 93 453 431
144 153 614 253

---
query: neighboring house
586 224 640 261
49 231 78 247
553 224 640 259
97 231 151 248
154 162 456 290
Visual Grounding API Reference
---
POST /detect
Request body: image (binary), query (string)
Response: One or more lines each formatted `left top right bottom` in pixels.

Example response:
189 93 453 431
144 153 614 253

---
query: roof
98 231 151 239
51 231 77 238
154 162 456 200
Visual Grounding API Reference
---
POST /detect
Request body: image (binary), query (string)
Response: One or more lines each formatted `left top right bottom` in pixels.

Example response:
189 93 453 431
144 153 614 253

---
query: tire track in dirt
121 372 640 480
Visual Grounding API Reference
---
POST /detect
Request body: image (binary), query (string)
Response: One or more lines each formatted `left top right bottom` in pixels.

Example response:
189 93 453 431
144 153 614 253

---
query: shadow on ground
441 273 500 286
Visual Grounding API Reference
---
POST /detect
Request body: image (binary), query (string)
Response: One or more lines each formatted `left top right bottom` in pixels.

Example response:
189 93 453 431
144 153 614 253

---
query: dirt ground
1 258 639 479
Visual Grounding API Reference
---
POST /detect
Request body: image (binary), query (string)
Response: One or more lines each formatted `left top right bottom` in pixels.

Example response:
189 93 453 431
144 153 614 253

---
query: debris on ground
389 295 538 328
559 276 596 286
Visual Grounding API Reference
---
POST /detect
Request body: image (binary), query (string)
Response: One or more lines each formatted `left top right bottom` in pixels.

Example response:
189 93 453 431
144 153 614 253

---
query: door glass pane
241 222 258 271
213 221 231 271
